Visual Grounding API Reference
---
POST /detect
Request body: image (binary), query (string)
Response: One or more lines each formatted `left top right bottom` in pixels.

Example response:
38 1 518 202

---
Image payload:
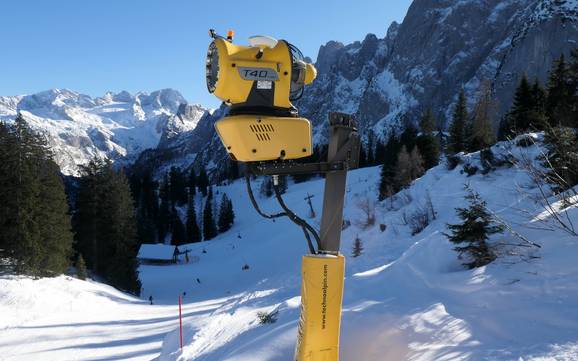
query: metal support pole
318 112 358 253
295 113 358 361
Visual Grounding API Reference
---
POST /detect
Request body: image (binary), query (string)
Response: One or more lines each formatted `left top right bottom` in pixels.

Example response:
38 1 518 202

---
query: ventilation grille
250 123 275 142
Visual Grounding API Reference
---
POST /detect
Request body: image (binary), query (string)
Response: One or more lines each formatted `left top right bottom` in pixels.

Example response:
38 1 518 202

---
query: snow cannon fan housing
206 31 317 162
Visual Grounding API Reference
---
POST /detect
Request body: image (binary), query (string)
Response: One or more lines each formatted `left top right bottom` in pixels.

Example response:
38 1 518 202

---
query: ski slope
1 136 578 361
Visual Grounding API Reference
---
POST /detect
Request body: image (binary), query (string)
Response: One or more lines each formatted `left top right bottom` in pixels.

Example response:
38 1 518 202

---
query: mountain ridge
0 88 208 176
299 0 578 143
2 0 578 177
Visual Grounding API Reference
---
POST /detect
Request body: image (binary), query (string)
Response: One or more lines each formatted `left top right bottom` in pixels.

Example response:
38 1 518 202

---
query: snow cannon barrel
295 254 345 361
206 30 317 163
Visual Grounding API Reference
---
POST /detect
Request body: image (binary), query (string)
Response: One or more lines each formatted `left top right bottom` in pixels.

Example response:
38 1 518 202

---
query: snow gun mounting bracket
248 111 360 253
248 113 359 177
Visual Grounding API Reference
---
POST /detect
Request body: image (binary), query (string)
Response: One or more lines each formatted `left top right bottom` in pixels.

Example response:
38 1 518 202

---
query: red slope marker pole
179 295 183 350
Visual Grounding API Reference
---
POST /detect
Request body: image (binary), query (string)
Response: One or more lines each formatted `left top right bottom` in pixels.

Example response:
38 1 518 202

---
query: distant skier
149 295 153 305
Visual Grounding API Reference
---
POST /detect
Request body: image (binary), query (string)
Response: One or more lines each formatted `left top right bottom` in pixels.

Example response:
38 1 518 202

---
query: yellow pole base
295 254 345 361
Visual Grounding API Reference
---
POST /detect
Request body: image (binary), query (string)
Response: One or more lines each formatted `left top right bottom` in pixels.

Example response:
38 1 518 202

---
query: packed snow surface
1 136 577 360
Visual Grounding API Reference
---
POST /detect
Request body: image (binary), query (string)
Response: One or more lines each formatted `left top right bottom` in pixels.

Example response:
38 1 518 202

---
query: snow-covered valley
1 137 577 361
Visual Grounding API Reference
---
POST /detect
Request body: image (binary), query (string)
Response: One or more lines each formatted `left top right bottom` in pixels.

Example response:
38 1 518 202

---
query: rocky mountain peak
316 41 346 75
385 21 400 42
297 0 578 144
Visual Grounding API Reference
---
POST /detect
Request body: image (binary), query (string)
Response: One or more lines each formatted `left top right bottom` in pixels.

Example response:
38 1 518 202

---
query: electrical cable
272 180 320 254
300 226 316 255
244 171 318 254
244 172 286 219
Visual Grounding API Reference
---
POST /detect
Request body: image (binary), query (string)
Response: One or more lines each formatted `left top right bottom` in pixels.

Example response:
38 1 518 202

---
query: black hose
244 171 318 254
301 227 316 255
244 172 286 219
272 181 320 254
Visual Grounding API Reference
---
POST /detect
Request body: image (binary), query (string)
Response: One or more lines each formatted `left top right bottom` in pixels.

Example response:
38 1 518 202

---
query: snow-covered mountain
130 105 229 179
298 0 578 142
2 0 577 178
2 134 577 360
0 88 208 175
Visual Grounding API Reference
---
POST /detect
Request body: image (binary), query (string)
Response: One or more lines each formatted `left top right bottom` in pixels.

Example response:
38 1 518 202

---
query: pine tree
0 122 15 261
504 75 548 136
188 167 197 197
569 49 578 127
170 208 186 246
508 75 533 131
169 167 187 206
129 173 142 206
157 174 171 243
36 159 73 274
469 81 497 151
134 173 159 244
218 193 235 233
409 146 425 180
186 199 201 243
374 138 386 165
445 186 504 269
420 108 436 135
378 134 401 200
416 108 440 169
74 157 106 273
400 125 418 152
393 145 425 190
435 115 446 150
202 187 217 240
197 167 209 197
76 254 87 280
74 160 141 294
351 235 363 258
366 130 375 166
394 145 412 189
0 115 73 276
97 163 141 295
530 78 548 129
497 114 510 142
449 89 468 154
546 54 575 127
8 116 44 274
543 126 578 192
358 142 368 168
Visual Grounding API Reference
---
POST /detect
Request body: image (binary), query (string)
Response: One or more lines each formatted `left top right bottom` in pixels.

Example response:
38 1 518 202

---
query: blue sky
0 0 412 107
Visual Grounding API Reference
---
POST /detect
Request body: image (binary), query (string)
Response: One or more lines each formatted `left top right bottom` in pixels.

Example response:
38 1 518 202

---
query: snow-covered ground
1 136 577 361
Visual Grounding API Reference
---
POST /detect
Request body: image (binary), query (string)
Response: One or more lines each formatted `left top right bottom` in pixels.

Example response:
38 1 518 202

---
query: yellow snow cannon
205 29 317 162
205 31 358 361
